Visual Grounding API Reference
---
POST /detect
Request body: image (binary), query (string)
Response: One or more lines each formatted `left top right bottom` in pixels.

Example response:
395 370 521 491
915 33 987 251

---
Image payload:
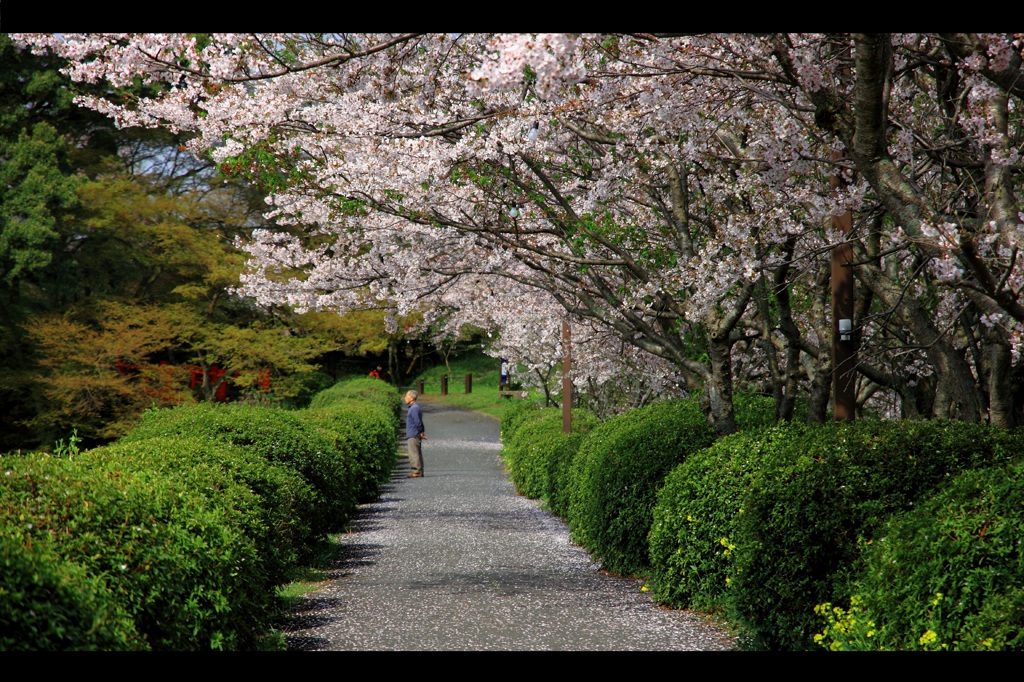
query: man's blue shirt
406 402 424 438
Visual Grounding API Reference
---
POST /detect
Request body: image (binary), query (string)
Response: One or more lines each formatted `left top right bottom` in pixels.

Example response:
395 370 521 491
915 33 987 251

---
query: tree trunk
982 325 1015 428
805 264 833 423
705 333 738 436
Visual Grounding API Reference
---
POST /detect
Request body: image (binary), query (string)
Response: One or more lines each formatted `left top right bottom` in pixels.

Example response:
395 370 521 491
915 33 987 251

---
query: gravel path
283 401 736 651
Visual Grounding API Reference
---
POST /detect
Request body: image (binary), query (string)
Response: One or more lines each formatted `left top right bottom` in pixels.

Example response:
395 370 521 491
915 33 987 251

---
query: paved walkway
283 400 736 651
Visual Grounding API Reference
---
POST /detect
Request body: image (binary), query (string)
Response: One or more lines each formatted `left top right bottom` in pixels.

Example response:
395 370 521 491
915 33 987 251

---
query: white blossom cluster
18 32 1024 422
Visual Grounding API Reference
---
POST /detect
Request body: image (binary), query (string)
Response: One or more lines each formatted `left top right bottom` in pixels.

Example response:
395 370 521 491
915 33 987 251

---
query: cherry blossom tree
18 33 1024 430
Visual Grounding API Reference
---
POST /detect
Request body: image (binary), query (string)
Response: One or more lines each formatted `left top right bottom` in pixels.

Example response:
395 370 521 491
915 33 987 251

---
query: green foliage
0 371 403 651
3 162 337 449
0 534 145 651
301 377 400 503
299 400 398 504
647 423 810 616
24 300 197 444
308 375 402 426
0 122 82 286
285 370 338 409
647 418 1024 649
499 399 544 442
729 420 1023 650
89 435 315 587
52 427 83 459
218 139 308 193
545 412 602 519
122 402 356 539
173 312 332 404
0 451 265 650
296 309 399 357
732 391 803 430
501 407 598 507
567 398 717 576
0 40 349 453
817 457 1024 651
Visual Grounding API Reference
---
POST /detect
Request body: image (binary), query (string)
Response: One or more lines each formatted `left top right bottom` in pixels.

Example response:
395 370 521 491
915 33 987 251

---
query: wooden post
562 320 572 434
465 373 472 394
417 380 424 394
831 149 856 421
441 374 448 396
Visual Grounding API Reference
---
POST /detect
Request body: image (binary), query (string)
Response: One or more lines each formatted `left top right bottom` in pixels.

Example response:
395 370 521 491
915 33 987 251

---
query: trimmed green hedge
88 436 316 587
0 534 144 651
816 456 1024 651
123 403 356 539
499 399 544 443
648 423 808 616
501 407 599 511
0 376 401 651
566 398 717 577
308 376 402 426
730 419 1023 650
0 451 265 650
299 401 397 504
648 418 1024 650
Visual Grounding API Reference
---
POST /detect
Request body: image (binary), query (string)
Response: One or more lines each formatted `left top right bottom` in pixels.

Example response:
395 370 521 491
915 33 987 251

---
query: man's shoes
408 472 423 478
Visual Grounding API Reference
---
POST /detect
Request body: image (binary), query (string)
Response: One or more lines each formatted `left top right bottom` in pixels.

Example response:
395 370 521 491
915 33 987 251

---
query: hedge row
501 407 600 515
302 376 400 503
567 399 717 576
648 425 796 616
308 375 402 425
122 403 357 543
0 448 263 650
0 376 399 650
502 396 765 577
648 418 1024 650
501 395 1024 651
816 455 1024 651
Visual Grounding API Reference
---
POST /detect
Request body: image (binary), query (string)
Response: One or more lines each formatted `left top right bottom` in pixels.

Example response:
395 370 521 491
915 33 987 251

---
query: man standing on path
404 390 426 478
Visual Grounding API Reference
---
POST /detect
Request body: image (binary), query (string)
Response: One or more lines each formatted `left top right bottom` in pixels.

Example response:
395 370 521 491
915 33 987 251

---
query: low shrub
499 399 544 443
730 419 1023 650
123 403 356 538
816 457 1024 651
1 383 403 651
0 534 144 651
309 376 401 426
545 412 602 519
566 398 716 577
89 436 316 586
299 401 398 503
501 407 598 509
0 451 265 650
648 423 810 615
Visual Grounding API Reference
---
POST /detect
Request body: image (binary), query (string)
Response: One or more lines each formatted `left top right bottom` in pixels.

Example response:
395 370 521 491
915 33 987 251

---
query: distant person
500 358 509 389
404 390 426 478
369 364 385 381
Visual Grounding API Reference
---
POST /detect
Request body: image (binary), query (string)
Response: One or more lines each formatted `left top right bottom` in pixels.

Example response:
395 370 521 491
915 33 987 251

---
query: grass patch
408 352 540 420
276 535 344 601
